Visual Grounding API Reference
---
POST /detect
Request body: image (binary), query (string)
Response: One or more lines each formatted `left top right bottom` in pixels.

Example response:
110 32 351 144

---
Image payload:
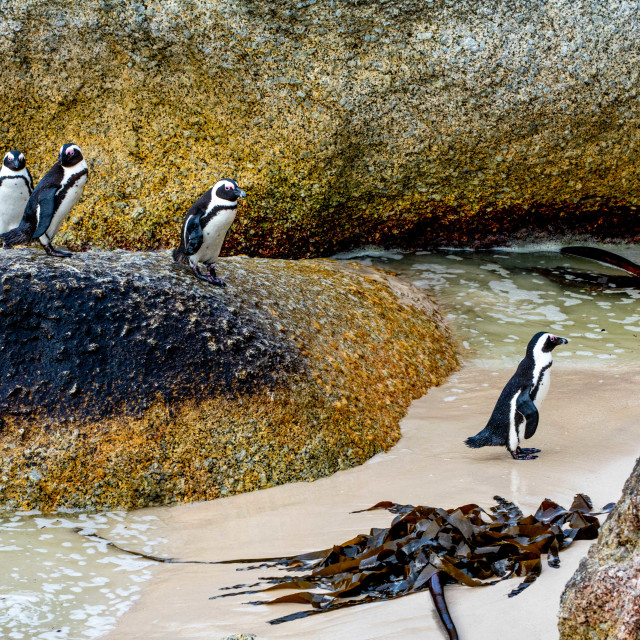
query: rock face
0 250 458 511
1 1 639 256
558 457 640 640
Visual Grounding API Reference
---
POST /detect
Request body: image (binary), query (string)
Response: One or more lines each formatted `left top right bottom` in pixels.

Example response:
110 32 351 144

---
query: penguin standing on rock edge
1 143 88 257
0 150 33 235
465 332 568 460
173 178 246 286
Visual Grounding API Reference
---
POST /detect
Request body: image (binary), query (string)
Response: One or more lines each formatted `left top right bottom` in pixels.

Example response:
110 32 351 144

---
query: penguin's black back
31 163 64 199
0 163 65 246
465 355 534 448
173 189 212 264
20 163 64 226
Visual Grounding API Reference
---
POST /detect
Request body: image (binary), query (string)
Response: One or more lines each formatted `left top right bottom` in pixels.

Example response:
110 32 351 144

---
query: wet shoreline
103 364 640 640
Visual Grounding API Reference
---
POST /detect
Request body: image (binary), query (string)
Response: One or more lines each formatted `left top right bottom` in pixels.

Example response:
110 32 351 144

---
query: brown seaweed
560 246 640 279
213 494 613 637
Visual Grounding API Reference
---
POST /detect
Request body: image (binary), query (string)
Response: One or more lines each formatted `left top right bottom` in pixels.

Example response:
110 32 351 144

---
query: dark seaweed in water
535 246 640 289
560 246 640 279
215 494 613 637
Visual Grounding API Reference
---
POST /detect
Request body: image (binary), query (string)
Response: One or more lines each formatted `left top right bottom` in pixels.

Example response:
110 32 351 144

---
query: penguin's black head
59 143 84 167
214 178 246 203
528 331 569 355
3 150 26 171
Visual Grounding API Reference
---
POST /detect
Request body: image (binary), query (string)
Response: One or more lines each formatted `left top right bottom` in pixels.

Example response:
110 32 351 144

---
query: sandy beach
103 363 640 640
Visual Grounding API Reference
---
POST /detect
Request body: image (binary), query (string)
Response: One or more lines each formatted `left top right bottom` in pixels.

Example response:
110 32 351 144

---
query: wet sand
104 364 640 640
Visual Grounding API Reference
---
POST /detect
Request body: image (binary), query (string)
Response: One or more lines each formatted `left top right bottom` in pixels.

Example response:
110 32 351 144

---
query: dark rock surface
0 249 300 423
0 250 458 511
558 457 640 640
1 1 639 255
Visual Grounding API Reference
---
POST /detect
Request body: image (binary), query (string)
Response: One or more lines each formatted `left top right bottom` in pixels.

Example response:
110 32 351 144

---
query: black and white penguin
172 178 246 286
1 143 88 257
464 332 569 460
0 150 34 235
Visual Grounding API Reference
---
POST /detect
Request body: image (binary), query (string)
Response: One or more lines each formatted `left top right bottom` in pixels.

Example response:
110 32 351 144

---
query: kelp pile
216 494 613 639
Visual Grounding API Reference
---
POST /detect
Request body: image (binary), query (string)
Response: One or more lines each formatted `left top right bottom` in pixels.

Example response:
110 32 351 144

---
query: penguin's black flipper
517 388 539 440
32 187 58 239
1 217 34 247
184 212 204 257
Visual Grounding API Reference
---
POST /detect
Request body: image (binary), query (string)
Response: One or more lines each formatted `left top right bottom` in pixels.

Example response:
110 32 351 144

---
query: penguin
0 150 34 235
1 143 88 257
464 332 569 460
172 178 246 286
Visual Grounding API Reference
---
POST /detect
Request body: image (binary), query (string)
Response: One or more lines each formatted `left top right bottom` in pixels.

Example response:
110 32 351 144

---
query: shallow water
337 243 640 367
2 244 640 639
0 511 161 639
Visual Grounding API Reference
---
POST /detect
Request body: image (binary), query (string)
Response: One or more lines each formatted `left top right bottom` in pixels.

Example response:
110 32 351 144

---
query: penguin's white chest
533 367 551 408
47 168 88 239
0 178 30 234
193 208 236 264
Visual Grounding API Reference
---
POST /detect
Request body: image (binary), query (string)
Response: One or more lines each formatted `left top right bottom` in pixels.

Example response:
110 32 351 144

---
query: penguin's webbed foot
205 264 226 288
191 264 209 282
519 447 541 455
191 264 226 287
510 447 538 460
44 244 72 258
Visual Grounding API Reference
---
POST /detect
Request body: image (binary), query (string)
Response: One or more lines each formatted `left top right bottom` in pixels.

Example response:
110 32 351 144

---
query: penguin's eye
549 335 556 342
225 184 232 190
19 154 24 161
6 153 13 161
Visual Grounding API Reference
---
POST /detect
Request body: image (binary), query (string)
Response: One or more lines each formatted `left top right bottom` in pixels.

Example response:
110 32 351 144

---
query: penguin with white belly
465 332 569 460
1 143 88 257
0 150 34 235
173 178 246 286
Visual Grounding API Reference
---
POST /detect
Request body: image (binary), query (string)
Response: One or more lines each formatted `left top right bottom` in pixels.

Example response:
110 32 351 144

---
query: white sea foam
0 510 159 639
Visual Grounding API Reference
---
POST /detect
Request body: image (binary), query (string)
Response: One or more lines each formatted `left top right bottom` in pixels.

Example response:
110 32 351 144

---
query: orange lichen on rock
1 1 640 257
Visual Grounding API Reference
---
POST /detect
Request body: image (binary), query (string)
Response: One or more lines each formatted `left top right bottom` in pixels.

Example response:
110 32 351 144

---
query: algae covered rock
558 457 640 640
0 250 457 511
1 1 640 256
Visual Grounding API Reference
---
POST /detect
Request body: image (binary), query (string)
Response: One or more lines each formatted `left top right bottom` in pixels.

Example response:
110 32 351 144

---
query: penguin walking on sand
173 178 246 286
1 143 88 257
465 332 568 460
0 150 33 235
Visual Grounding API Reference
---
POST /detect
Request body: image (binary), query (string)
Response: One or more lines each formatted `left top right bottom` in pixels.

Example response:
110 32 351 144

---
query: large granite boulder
1 1 639 256
558 457 640 640
0 249 458 511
